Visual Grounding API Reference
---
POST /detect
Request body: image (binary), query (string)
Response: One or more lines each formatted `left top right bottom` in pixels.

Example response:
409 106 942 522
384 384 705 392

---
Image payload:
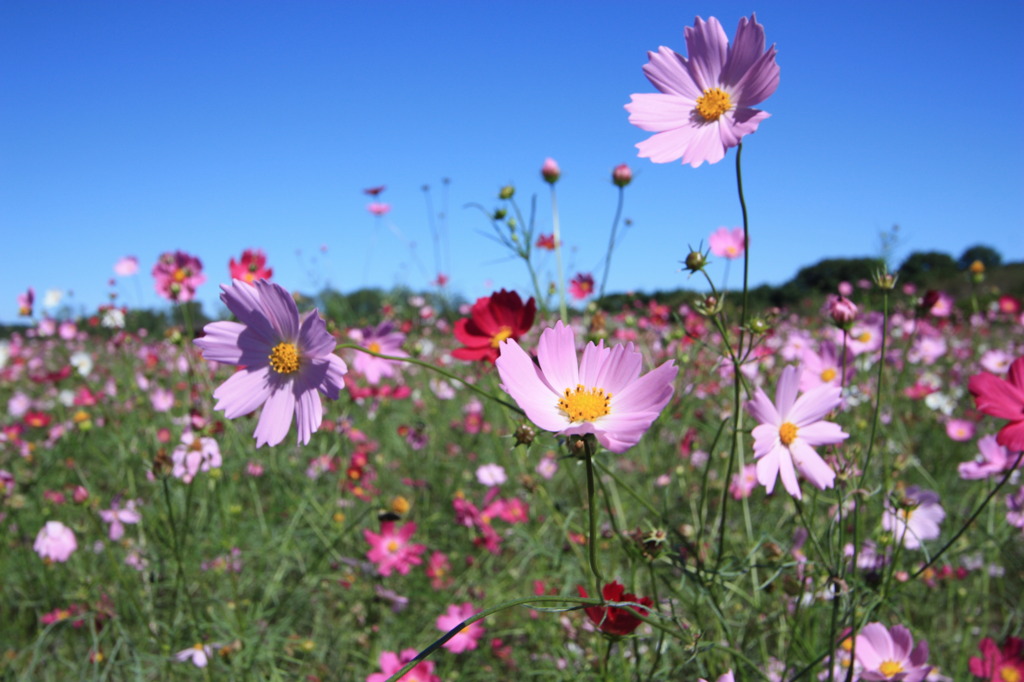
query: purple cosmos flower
495 321 677 454
99 499 141 541
194 280 348 447
347 321 407 385
854 623 932 681
626 14 780 167
745 365 849 499
882 486 944 550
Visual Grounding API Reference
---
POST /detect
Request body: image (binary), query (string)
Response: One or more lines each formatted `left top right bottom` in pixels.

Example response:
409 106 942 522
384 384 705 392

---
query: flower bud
541 157 561 184
499 185 515 200
683 250 707 273
827 295 858 327
513 423 536 447
612 163 632 187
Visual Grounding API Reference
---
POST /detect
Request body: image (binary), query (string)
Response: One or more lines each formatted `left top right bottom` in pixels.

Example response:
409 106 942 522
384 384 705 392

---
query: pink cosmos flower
969 636 1024 682
1007 486 1024 531
569 273 595 300
229 248 273 284
699 672 735 682
99 499 141 541
959 434 1022 480
882 487 945 550
945 418 976 442
436 602 485 654
854 623 931 681
174 643 216 668
968 355 1024 452
113 255 139 277
708 227 745 259
626 14 780 167
367 201 391 216
193 280 348 447
171 431 223 484
17 287 34 316
366 649 440 682
34 521 77 562
152 251 205 302
495 321 677 453
729 463 757 499
363 521 426 577
348 322 407 385
475 463 507 487
745 365 849 499
799 340 853 393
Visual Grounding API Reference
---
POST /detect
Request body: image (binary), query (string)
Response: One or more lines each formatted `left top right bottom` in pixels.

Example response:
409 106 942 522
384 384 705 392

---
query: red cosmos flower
969 636 1024 681
535 234 558 251
452 289 536 364
577 581 653 637
363 185 386 196
969 355 1024 451
569 273 595 300
228 249 273 284
24 411 52 429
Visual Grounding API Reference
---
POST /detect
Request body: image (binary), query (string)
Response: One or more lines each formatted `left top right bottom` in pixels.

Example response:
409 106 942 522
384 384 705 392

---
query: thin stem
597 186 625 305
584 437 605 598
551 186 569 323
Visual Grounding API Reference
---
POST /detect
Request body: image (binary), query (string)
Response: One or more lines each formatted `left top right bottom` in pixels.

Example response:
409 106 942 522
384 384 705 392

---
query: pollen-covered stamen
490 326 513 349
695 87 732 122
268 342 300 374
820 368 837 383
879 661 905 677
368 341 382 354
779 422 798 445
558 384 612 423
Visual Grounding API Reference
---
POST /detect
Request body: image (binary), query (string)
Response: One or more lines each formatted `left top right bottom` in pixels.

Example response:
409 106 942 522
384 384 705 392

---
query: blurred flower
99 499 141 541
626 14 780 167
348 322 407 385
729 463 757 499
959 434 1023 480
34 521 77 562
425 551 452 590
152 251 205 302
854 623 931 681
969 355 1024 451
708 227 745 259
475 463 507 487
612 163 633 187
363 185 386 196
541 157 561 184
745 365 848 499
367 202 391 216
577 581 653 637
452 289 536 364
366 649 439 682
17 287 34 316
228 248 273 284
43 289 63 309
799 340 853 393
535 233 558 250
883 487 944 550
496 321 677 453
114 255 139 277
826 294 859 328
699 673 735 682
436 603 485 653
980 349 1014 374
171 432 222 484
174 643 216 668
364 521 426 576
569 273 595 300
193 280 347 447
945 418 976 442
969 636 1024 682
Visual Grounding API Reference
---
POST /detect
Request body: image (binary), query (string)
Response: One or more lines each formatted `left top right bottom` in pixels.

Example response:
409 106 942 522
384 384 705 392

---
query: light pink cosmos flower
799 340 852 393
854 623 931 681
475 463 507 487
171 432 222 484
34 521 77 562
626 14 780 167
699 672 735 682
882 487 944 550
193 280 348 447
436 602 485 654
99 499 141 540
363 521 426 577
496 321 677 453
708 227 745 259
366 649 440 682
174 643 217 668
959 434 1023 480
745 365 849 499
367 202 391 216
348 322 407 385
945 418 976 442
113 255 139 277
152 251 205 302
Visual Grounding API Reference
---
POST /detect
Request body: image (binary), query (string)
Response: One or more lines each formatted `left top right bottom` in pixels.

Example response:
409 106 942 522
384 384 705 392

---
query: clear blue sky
3 1 1022 323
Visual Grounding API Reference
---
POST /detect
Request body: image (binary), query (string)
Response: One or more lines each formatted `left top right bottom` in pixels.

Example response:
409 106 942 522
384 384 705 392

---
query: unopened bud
612 163 632 188
827 295 858 327
514 423 536 447
541 157 561 184
683 250 707 273
499 185 515 200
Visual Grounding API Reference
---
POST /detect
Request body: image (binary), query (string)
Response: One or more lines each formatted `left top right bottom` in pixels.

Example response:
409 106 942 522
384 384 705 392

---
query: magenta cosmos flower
626 14 780 167
348 321 407 385
745 365 849 499
363 520 426 577
854 623 931 682
193 280 348 447
152 250 206 302
436 602 485 654
969 355 1024 452
495 321 677 453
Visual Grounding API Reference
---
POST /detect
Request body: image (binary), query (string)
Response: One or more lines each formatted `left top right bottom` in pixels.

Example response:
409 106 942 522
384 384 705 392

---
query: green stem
597 186 626 306
550 186 569 323
584 436 605 598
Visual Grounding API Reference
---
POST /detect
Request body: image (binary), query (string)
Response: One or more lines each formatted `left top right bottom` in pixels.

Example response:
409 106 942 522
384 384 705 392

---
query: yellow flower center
386 540 399 553
857 332 872 343
193 643 205 651
268 342 300 374
490 326 513 349
779 422 798 445
820 368 837 383
173 268 188 283
969 260 985 274
879 660 904 677
558 384 612 423
695 87 732 122
1001 665 1022 682
368 341 382 354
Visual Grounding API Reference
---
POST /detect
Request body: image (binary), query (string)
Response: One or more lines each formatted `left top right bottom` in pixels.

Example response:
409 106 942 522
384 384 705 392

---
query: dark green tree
898 251 957 282
957 244 1002 271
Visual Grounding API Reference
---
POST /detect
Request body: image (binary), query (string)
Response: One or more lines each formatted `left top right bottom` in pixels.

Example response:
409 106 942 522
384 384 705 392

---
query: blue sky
2 1 1022 323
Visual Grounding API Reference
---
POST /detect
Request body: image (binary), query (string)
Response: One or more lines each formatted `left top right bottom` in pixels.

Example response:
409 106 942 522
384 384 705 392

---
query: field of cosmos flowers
3 14 1023 682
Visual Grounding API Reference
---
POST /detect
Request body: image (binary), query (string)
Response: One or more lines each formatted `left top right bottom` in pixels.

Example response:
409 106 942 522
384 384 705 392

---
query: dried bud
513 423 536 447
